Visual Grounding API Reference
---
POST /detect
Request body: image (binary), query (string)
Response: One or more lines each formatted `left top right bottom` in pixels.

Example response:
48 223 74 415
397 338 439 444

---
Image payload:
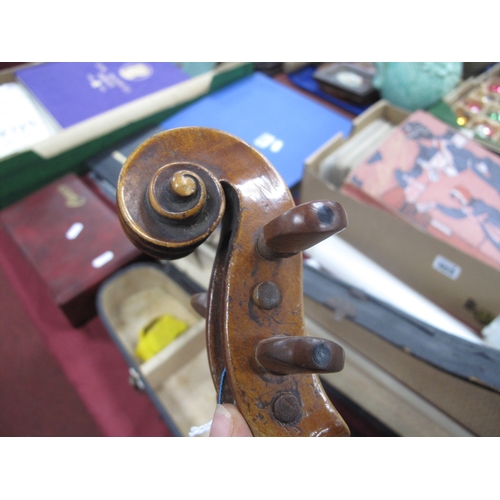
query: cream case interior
98 263 216 437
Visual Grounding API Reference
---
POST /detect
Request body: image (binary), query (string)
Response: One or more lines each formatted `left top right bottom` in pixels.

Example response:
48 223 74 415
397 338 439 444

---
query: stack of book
302 102 500 332
340 110 500 272
15 62 190 129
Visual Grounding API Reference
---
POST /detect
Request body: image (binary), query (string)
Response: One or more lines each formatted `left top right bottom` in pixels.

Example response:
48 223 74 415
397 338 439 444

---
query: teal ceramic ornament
373 62 463 111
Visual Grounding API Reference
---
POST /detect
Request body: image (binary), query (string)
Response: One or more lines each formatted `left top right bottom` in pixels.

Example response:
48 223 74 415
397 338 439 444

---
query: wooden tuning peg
190 292 208 318
257 200 347 260
255 336 345 375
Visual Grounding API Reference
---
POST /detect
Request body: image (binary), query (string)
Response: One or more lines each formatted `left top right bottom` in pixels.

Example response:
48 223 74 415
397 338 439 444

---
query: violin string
188 367 227 437
218 368 226 405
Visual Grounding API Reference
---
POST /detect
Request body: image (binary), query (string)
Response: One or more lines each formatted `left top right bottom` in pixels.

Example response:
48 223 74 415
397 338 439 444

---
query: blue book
16 62 190 128
159 72 352 188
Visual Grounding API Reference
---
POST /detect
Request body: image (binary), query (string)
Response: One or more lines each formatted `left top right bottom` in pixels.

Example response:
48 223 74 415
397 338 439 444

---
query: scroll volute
117 126 350 437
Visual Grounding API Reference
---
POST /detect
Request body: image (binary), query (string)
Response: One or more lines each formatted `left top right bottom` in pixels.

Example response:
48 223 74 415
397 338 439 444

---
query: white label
92 251 114 268
253 132 284 153
432 255 462 280
111 150 127 165
65 222 84 240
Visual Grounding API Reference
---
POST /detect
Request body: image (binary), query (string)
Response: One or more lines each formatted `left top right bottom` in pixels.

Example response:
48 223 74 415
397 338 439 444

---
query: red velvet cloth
0 223 174 437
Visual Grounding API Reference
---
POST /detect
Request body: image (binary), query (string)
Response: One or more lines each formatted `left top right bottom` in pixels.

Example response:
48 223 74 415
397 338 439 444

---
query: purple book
15 62 190 128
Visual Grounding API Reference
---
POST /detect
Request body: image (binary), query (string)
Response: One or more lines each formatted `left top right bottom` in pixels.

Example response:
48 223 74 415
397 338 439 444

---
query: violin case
302 262 500 437
97 261 216 437
97 237 500 437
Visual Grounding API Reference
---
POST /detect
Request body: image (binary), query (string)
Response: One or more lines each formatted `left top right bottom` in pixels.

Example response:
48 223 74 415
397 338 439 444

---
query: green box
0 62 253 209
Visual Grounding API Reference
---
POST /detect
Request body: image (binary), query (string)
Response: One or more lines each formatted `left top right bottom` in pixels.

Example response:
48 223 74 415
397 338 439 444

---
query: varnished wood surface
117 126 350 436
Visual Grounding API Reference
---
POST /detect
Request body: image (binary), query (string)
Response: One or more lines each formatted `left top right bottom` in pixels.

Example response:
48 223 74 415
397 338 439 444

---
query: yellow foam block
136 314 188 361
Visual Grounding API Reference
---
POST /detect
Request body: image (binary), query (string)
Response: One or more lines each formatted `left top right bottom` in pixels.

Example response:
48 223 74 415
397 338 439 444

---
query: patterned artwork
343 110 500 269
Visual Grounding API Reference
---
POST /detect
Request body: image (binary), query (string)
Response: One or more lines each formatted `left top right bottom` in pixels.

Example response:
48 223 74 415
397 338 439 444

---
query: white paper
305 237 484 345
0 82 58 158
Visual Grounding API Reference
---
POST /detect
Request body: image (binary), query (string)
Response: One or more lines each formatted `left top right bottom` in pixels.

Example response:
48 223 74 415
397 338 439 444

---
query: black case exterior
303 263 500 436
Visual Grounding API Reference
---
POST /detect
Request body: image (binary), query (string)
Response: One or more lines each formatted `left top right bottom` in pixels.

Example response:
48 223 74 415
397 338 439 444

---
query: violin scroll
117 126 350 437
118 159 225 260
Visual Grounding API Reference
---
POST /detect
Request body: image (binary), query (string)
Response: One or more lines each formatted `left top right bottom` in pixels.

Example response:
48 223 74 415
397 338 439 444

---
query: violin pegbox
117 126 350 437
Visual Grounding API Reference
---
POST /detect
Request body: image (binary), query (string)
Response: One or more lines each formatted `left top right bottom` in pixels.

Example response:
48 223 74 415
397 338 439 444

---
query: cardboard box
0 62 252 209
0 173 144 326
301 100 500 331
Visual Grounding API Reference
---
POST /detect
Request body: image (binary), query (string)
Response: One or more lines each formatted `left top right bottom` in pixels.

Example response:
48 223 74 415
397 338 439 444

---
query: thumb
209 404 253 437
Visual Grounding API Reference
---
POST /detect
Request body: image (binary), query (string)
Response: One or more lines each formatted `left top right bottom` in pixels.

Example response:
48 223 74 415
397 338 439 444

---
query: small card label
65 222 84 240
111 150 127 165
432 255 462 280
92 251 114 268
